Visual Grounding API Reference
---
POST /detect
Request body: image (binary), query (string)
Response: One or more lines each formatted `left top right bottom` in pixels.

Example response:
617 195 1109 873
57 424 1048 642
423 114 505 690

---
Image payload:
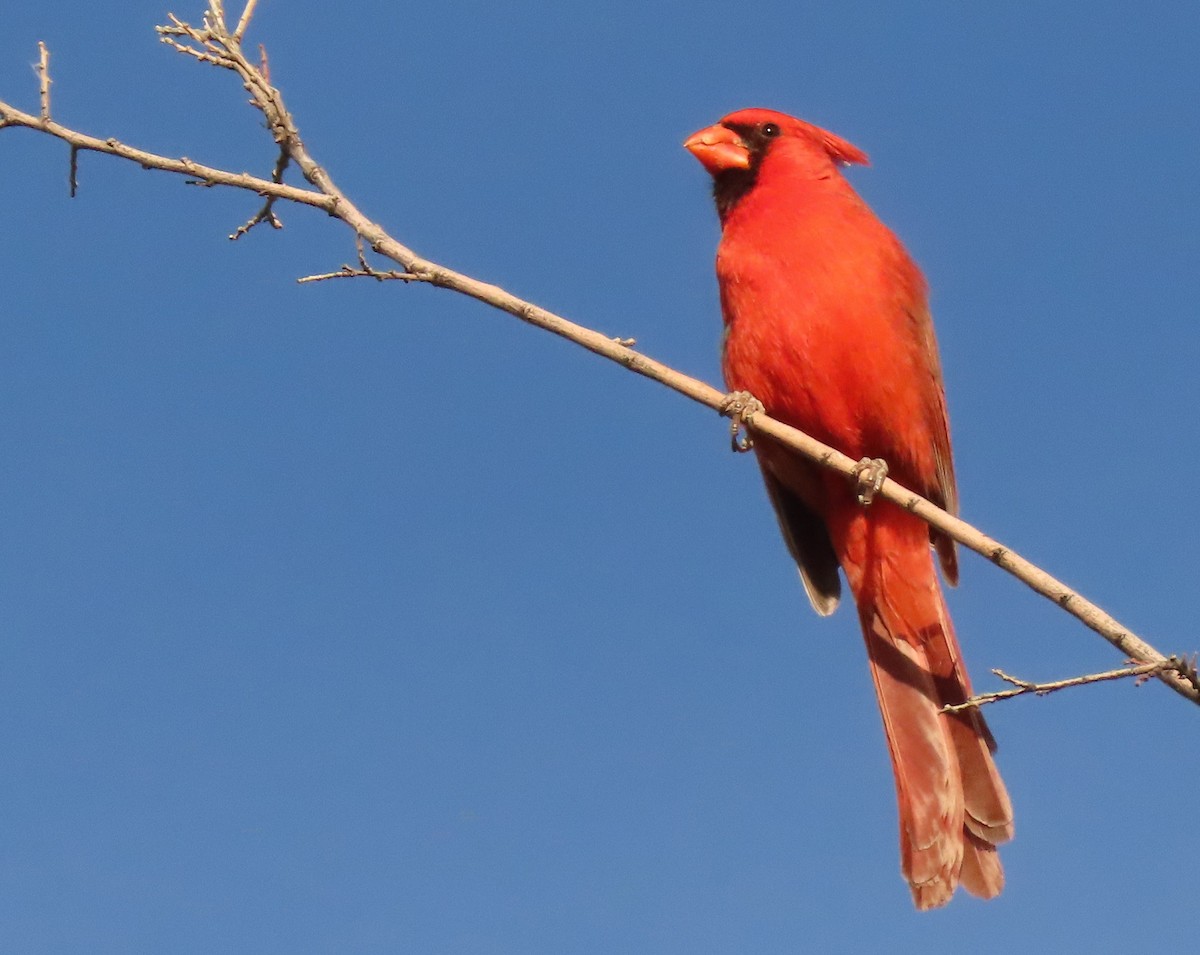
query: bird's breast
717 235 867 453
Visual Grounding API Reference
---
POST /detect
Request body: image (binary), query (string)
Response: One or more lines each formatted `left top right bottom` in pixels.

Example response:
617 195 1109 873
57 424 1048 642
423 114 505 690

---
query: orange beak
684 124 751 174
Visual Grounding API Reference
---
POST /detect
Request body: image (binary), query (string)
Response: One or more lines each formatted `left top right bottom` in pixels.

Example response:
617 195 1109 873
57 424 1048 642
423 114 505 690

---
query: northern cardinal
685 108 1013 909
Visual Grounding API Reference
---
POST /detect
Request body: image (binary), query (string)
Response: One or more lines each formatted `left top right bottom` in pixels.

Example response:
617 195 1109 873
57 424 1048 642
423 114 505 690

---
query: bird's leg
852 457 889 505
719 391 764 453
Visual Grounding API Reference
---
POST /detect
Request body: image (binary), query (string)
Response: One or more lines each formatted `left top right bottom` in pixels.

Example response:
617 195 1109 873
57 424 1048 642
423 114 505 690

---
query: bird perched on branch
685 108 1013 909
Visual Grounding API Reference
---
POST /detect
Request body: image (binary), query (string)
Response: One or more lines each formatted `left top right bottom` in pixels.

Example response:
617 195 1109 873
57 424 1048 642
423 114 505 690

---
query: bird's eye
761 122 781 138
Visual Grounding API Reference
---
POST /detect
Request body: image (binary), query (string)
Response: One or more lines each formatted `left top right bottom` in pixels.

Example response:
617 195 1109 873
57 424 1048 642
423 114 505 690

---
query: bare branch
0 100 332 211
1 19 1196 707
944 657 1199 712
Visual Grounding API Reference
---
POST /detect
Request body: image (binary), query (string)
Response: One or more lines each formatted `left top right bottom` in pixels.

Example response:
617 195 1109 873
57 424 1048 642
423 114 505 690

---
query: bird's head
684 108 869 217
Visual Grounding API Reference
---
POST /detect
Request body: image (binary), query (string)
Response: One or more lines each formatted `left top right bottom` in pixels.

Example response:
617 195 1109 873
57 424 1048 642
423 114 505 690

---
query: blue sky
2 1 1198 952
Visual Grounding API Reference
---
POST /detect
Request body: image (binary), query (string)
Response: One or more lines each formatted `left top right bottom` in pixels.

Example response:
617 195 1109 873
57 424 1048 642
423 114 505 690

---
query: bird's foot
719 391 764 453
852 457 888 505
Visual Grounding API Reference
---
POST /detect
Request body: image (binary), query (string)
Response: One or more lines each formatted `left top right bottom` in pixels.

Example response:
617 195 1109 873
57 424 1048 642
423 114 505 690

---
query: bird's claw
852 457 889 505
719 391 764 453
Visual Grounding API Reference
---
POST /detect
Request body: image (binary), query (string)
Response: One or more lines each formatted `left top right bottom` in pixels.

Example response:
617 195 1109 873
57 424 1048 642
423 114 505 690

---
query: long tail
832 501 1014 909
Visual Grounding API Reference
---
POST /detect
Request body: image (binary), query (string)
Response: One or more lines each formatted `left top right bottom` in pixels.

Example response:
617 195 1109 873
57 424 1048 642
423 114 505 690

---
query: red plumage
685 108 1013 909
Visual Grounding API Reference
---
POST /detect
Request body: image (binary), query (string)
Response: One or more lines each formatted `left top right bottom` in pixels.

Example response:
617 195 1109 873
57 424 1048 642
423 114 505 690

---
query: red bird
685 108 1013 909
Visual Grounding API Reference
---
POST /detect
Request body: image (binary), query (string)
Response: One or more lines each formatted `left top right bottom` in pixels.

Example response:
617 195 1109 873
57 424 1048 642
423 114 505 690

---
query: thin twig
943 657 1197 712
298 236 430 283
297 265 428 284
234 0 259 41
36 41 51 121
1 16 1196 707
159 16 237 69
229 148 289 239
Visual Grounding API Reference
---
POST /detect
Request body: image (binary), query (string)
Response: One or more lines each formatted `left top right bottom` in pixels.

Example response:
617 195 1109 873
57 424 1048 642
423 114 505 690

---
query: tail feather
929 587 1015 850
863 612 962 907
960 831 1005 900
839 503 1013 909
